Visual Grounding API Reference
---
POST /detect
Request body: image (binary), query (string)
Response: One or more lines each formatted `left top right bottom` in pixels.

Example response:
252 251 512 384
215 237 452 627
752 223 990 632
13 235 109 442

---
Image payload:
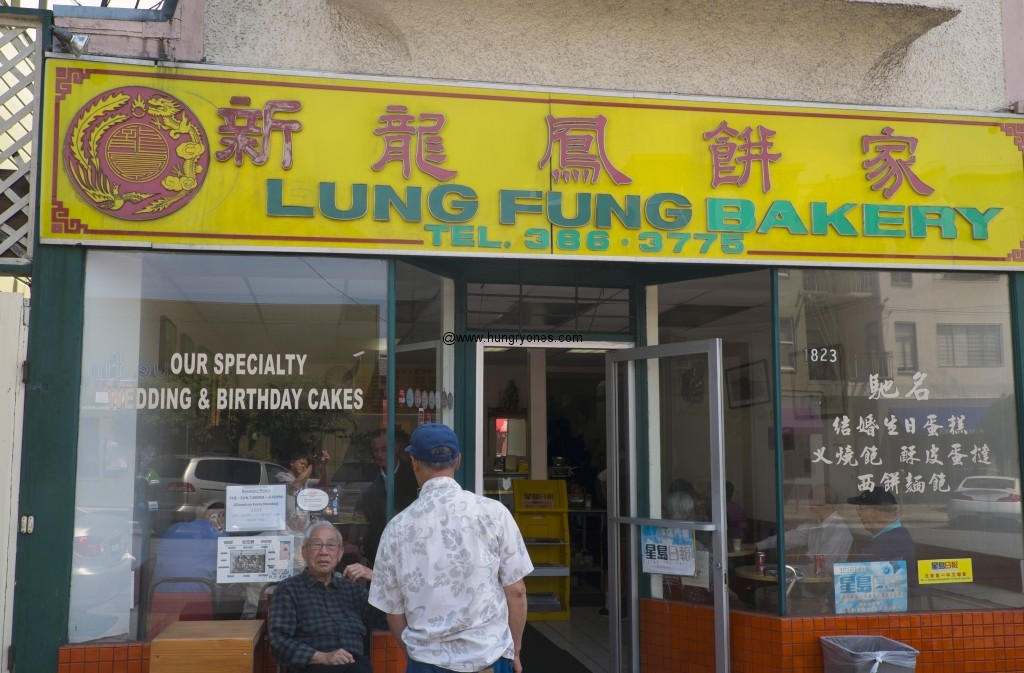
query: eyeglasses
305 540 342 552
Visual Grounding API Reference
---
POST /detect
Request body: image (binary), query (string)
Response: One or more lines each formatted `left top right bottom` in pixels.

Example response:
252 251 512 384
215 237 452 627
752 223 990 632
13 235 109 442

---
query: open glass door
606 339 730 673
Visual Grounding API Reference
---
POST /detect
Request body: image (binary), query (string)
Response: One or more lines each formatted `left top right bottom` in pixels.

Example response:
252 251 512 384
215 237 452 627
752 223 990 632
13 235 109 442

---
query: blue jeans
406 657 513 673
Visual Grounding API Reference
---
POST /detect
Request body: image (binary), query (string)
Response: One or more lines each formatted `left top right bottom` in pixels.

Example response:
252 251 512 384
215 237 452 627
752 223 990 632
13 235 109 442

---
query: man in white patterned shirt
368 423 533 673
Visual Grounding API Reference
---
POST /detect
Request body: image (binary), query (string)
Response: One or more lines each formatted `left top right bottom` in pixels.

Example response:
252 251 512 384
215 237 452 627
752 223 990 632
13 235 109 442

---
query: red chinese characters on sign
861 126 934 199
702 121 781 193
215 97 302 170
537 115 632 185
371 105 457 181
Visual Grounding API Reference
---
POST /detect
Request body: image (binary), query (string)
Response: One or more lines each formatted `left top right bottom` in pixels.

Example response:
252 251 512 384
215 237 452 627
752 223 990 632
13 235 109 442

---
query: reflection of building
779 270 1018 503
5 2 1024 673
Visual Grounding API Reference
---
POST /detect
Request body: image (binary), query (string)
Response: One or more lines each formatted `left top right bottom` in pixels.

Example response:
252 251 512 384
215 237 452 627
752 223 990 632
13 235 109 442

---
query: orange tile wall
56 609 1024 673
640 600 1024 673
56 644 149 673
56 630 405 673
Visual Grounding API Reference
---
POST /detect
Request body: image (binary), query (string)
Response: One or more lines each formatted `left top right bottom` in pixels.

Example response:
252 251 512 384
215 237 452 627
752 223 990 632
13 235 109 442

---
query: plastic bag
820 635 919 673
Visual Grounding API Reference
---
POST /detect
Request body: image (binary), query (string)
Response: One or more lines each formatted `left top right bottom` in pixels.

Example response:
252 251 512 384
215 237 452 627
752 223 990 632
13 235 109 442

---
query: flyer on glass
225 484 287 532
640 525 696 576
833 560 908 614
217 535 294 583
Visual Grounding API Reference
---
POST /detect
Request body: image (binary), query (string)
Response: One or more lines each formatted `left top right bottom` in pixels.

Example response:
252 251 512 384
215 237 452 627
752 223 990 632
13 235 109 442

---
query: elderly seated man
269 521 376 673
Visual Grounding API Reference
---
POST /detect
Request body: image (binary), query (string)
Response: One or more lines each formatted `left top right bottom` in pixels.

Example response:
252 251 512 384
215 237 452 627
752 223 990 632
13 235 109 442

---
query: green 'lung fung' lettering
266 180 1000 245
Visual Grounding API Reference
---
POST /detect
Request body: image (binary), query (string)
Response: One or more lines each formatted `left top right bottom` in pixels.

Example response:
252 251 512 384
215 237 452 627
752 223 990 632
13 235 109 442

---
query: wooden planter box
150 620 265 673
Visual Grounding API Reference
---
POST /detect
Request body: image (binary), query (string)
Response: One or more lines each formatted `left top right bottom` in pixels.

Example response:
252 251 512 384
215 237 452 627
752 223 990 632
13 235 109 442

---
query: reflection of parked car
948 476 1022 527
155 455 289 530
69 508 134 642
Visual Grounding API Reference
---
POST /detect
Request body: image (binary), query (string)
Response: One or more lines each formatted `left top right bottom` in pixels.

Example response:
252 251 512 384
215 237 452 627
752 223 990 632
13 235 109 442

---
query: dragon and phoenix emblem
62 86 210 220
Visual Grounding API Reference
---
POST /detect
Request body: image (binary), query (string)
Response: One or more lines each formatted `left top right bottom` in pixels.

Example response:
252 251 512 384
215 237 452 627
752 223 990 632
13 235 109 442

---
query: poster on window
918 558 974 585
833 560 908 613
641 525 696 576
226 484 287 532
216 535 294 583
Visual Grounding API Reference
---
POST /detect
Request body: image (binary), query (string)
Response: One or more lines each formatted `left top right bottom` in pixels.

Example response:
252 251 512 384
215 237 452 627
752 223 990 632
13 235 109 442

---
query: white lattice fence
0 15 41 264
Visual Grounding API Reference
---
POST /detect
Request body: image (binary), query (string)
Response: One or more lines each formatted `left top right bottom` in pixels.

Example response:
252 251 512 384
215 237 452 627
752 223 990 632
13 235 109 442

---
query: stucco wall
202 0 1007 112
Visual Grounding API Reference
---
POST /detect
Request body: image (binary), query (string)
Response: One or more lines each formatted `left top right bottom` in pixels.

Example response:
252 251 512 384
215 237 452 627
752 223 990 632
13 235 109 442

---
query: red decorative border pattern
53 67 89 103
50 201 89 235
999 122 1024 154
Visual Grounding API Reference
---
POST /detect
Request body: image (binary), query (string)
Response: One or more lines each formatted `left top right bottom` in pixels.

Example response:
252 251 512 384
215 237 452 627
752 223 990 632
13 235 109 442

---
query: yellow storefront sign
40 59 1024 267
918 558 974 585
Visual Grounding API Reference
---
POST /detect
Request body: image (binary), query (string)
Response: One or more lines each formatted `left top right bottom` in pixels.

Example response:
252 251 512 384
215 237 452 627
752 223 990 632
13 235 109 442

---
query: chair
256 581 278 620
756 566 829 615
144 576 216 640
762 564 803 598
263 589 289 673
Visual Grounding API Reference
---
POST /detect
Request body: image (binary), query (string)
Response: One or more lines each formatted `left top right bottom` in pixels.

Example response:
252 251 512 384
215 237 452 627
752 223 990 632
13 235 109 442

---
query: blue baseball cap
406 423 461 462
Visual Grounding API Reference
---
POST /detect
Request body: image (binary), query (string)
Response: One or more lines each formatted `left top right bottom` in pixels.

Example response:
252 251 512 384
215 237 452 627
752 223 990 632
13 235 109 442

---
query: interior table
734 564 833 583
727 544 756 559
734 564 835 614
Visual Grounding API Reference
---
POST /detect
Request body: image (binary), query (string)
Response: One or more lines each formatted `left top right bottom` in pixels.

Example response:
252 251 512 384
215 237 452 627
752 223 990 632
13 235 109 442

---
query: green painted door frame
12 245 85 673
1010 275 1024 500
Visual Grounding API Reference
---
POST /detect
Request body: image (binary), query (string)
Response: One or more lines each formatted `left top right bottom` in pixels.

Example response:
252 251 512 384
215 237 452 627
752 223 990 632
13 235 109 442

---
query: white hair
303 520 343 546
665 491 696 520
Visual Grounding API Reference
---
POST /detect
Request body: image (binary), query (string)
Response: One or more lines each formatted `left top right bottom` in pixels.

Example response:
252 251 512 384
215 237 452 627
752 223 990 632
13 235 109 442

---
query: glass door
606 339 730 673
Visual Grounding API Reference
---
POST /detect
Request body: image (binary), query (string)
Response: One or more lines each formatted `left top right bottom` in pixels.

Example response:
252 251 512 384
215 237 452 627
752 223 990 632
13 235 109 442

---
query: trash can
820 636 919 673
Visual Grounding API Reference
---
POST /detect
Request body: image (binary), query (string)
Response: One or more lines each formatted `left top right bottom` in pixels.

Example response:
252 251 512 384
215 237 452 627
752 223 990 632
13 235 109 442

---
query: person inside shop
148 502 227 637
692 479 716 523
726 481 749 542
548 416 585 467
268 521 378 673
847 486 918 585
278 440 331 495
756 484 852 573
664 478 706 536
357 428 418 566
573 449 599 502
663 491 738 605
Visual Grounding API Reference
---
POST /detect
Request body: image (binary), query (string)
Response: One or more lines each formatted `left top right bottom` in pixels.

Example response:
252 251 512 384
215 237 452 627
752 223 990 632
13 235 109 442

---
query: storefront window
655 270 776 612
365 262 449 562
394 262 449 435
70 251 388 643
776 269 1023 615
